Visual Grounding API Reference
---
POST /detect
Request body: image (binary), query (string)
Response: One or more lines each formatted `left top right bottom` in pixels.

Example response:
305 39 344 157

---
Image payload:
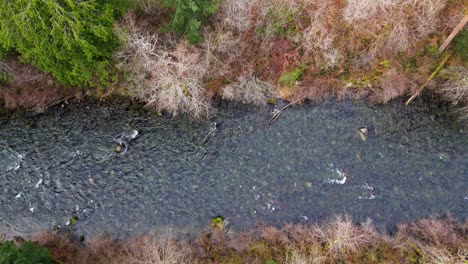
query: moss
68 216 78 226
279 66 304 87
210 216 225 229
422 44 441 59
379 60 391 69
339 70 380 88
401 56 418 73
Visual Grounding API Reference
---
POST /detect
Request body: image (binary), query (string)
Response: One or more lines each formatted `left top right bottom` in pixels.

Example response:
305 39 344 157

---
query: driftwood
406 15 467 106
405 53 452 106
268 101 299 124
439 15 468 53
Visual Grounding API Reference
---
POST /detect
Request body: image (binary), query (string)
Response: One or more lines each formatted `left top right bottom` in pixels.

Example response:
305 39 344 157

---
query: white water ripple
0 144 23 172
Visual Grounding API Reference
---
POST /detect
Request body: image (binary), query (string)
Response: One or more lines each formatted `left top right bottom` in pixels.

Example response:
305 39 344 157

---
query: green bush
162 0 221 43
0 241 54 264
0 0 126 88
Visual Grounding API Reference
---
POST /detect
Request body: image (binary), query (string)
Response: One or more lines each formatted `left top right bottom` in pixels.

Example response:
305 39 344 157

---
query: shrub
0 241 54 264
116 24 212 118
132 0 164 14
438 67 468 119
222 77 274 106
0 0 125 88
162 0 221 43
301 1 342 69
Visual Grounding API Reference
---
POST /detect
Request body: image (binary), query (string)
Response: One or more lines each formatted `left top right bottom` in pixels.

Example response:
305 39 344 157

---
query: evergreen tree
163 0 221 43
0 0 125 87
0 241 54 263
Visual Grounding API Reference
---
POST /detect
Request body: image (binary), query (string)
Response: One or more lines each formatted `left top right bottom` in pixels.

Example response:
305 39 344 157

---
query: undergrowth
0 241 53 264
162 0 222 43
2 216 466 264
279 66 305 87
1 0 465 120
451 28 467 61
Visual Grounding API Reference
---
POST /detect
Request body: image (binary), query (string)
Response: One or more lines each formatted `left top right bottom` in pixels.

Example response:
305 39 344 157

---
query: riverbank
1 0 466 120
1 215 466 263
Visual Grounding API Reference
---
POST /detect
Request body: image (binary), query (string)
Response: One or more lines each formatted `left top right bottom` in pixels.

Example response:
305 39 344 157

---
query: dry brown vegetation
7 215 465 264
437 66 468 119
0 60 77 112
30 230 195 264
114 0 465 118
0 0 465 117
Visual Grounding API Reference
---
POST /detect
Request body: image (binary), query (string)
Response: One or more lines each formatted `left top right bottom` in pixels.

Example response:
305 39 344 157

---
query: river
0 95 466 238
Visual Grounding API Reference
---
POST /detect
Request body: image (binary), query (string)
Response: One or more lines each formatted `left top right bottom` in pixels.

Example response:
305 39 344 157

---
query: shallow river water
0 96 466 237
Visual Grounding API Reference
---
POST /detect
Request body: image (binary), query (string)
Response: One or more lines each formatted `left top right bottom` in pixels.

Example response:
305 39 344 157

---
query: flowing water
0 96 466 238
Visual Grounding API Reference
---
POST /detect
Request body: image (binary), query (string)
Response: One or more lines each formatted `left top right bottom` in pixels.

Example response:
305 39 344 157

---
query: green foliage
423 44 441 59
379 60 391 68
266 7 299 38
451 28 467 61
0 46 8 61
162 0 221 44
279 66 304 87
0 69 12 86
69 216 78 225
0 241 54 264
210 216 224 228
0 47 13 85
0 0 125 88
402 56 418 73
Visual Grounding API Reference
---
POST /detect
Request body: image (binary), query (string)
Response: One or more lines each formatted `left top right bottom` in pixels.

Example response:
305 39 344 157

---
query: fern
162 0 221 43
